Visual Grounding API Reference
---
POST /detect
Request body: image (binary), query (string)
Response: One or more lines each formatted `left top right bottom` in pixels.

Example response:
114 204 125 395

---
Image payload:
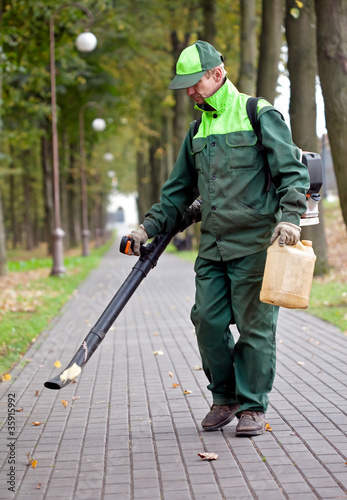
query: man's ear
214 67 224 82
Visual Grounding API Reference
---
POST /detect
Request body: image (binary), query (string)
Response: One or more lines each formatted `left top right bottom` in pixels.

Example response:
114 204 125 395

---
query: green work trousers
190 250 279 413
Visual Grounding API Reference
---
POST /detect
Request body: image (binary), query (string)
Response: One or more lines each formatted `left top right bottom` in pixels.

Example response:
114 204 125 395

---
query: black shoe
201 403 239 431
235 411 265 437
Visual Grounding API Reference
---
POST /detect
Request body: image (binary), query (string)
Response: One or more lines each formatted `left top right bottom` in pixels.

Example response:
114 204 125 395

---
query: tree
200 0 216 44
237 0 257 94
257 0 284 102
285 0 329 275
315 0 347 229
0 186 7 276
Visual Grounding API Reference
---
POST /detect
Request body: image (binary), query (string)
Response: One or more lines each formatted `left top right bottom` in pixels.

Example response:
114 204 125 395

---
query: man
128 40 309 436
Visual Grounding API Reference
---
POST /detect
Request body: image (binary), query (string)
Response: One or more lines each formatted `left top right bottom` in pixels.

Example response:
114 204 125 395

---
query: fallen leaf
168 371 174 378
27 453 38 469
61 400 69 408
37 483 42 489
172 383 180 388
54 360 62 368
16 408 24 412
265 422 273 431
34 390 39 396
153 332 160 336
184 390 193 394
297 361 305 366
32 422 42 426
193 366 203 371
153 350 164 356
295 0 304 7
2 373 11 381
198 452 218 461
72 396 81 401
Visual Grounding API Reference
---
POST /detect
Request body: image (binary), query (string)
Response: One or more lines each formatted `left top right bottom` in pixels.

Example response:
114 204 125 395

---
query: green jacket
143 79 310 261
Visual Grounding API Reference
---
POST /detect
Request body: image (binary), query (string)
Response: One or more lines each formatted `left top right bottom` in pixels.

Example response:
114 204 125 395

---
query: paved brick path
1 241 347 500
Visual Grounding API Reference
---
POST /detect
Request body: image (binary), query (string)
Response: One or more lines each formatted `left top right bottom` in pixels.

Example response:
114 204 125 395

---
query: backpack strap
193 116 202 136
246 96 271 190
246 97 265 150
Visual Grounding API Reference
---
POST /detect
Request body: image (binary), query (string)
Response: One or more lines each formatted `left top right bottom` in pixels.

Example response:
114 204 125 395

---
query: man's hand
270 222 301 247
130 224 148 255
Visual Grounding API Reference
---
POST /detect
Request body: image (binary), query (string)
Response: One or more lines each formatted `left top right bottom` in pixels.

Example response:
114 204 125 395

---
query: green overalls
143 79 310 412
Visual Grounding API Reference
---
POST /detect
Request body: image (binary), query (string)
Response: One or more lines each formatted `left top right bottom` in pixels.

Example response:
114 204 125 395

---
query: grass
0 240 114 376
308 281 347 333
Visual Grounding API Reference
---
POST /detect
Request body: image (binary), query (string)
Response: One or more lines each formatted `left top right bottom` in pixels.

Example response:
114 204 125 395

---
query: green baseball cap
169 40 224 90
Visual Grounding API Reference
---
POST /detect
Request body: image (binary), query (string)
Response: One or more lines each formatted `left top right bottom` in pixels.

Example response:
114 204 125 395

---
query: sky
274 75 327 138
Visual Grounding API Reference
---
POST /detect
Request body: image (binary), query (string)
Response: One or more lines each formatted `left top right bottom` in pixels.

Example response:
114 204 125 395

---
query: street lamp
79 102 106 256
49 2 97 275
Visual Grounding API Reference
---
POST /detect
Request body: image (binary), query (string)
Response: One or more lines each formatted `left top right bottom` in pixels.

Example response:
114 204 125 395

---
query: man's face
186 74 218 105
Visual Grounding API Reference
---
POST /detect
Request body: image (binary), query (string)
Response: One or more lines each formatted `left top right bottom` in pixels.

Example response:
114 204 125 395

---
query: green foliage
0 0 243 254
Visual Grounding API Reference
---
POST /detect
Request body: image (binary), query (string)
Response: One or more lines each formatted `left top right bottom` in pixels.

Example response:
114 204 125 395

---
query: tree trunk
257 0 284 103
285 0 329 275
149 137 162 206
61 129 70 249
0 186 7 276
171 32 190 158
164 110 175 177
22 159 34 250
200 0 216 44
66 146 81 249
0 19 5 275
9 161 19 249
286 0 317 149
315 0 347 229
41 133 54 255
237 0 257 95
136 143 151 223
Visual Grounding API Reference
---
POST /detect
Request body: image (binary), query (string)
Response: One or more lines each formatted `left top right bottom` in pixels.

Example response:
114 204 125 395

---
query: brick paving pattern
1 241 347 500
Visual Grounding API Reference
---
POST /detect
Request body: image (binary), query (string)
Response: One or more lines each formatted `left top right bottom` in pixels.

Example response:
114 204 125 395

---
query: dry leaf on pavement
54 360 62 368
27 453 38 469
61 400 69 408
198 452 218 461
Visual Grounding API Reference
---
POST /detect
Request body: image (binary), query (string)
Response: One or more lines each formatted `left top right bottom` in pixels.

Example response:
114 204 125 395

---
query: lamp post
79 102 106 256
49 2 97 275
